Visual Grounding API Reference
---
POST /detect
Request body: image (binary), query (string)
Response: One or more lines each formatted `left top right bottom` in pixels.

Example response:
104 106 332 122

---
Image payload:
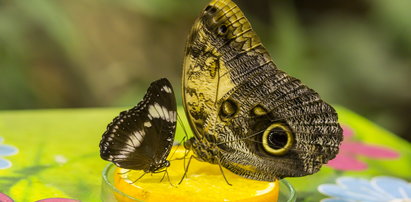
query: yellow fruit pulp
113 147 279 202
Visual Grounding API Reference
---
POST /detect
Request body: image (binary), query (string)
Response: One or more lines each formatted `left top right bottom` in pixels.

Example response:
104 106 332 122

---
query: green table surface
0 106 410 201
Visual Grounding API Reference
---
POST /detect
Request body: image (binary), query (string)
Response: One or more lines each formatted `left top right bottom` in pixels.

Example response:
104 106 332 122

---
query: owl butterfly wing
100 78 177 171
183 0 343 181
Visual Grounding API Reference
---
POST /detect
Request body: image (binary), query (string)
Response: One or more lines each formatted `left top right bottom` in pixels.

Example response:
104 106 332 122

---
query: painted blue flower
0 137 18 169
318 176 411 202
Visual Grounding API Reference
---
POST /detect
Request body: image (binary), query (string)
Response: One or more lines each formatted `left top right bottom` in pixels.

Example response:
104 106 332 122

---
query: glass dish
101 163 296 202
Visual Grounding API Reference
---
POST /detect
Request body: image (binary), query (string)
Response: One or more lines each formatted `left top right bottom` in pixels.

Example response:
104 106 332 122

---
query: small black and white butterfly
99 78 177 173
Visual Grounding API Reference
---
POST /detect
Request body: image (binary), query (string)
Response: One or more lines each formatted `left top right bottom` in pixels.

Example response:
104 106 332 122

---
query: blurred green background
0 0 410 141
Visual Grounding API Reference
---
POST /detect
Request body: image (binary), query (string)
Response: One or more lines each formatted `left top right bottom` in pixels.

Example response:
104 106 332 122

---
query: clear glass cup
101 163 296 202
278 179 297 202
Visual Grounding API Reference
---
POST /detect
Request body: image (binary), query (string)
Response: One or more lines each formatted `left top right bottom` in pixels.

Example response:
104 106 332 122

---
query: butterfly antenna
177 114 192 164
170 136 189 161
177 113 190 143
169 114 191 161
216 126 307 146
178 115 193 183
168 137 183 161
178 154 194 185
215 129 264 145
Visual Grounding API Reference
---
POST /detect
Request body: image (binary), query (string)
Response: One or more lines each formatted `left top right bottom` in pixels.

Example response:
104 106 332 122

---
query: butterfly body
183 0 343 181
100 78 177 173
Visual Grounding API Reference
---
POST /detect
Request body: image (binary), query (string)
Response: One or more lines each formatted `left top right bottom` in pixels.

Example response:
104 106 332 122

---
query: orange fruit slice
113 147 279 202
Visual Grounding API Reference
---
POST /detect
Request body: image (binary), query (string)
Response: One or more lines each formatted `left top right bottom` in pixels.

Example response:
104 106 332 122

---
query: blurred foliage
0 0 410 140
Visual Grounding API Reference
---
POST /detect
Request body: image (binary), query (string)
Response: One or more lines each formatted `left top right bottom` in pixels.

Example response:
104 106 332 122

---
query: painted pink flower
0 193 79 202
36 199 80 202
0 193 13 202
327 125 399 171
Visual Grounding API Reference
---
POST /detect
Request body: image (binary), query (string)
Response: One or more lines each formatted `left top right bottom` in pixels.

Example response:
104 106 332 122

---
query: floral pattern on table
318 176 411 202
1 106 410 201
0 192 79 202
0 137 18 169
0 192 13 202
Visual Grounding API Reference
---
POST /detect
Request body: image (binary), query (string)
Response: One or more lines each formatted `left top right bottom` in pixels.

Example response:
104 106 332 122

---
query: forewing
182 0 273 140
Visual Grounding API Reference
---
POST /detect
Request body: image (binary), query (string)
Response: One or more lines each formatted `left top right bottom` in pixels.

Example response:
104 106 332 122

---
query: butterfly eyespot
252 105 267 116
219 99 238 120
262 123 294 155
217 24 228 35
204 5 217 14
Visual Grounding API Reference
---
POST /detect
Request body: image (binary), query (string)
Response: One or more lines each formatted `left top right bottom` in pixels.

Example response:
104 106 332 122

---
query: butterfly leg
178 154 194 185
130 172 147 184
160 169 175 186
177 113 190 140
159 170 167 182
155 169 174 186
217 154 232 186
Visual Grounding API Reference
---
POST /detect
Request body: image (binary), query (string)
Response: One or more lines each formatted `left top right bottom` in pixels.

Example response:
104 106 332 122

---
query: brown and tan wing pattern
182 0 343 181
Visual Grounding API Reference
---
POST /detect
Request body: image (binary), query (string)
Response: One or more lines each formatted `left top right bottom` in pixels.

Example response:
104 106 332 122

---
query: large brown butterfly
182 0 343 181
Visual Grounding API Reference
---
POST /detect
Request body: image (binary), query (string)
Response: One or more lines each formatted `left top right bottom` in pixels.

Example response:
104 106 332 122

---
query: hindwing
100 78 177 172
